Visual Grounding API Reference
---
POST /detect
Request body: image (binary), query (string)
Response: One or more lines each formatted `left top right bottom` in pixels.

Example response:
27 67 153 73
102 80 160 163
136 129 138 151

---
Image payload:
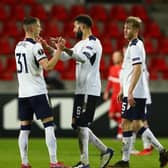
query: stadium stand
0 0 168 92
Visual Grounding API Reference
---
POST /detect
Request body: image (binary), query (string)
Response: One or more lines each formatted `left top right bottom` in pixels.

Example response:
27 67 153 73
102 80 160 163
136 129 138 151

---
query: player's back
15 38 47 98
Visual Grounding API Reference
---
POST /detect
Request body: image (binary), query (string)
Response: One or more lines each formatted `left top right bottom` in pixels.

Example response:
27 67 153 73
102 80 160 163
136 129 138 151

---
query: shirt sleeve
81 40 96 59
33 43 47 62
72 40 97 63
130 45 142 65
60 51 71 61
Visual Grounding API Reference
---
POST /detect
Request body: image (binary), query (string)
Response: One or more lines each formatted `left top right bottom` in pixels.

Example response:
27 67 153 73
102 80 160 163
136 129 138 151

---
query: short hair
125 16 142 29
23 16 39 26
74 15 93 27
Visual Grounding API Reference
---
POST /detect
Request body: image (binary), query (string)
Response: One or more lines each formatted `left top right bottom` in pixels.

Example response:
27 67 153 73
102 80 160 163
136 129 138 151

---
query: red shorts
109 98 122 114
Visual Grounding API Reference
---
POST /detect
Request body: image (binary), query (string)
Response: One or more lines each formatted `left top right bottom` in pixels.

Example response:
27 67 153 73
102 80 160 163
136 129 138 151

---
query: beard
75 30 83 40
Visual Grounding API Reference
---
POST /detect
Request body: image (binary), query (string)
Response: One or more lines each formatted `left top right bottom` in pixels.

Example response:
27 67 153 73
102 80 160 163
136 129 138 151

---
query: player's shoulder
130 39 138 46
88 35 97 41
25 38 36 44
87 35 101 47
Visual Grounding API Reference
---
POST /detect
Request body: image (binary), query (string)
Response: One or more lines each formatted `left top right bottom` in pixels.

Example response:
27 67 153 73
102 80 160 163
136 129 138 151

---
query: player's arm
39 37 65 71
117 69 124 102
63 47 87 63
128 63 141 106
37 37 55 55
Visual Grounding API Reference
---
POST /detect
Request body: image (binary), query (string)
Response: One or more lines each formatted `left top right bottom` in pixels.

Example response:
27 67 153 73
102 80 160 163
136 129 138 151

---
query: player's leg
132 101 168 167
71 94 90 168
18 98 33 168
86 95 113 168
112 97 141 168
138 104 153 155
31 94 62 168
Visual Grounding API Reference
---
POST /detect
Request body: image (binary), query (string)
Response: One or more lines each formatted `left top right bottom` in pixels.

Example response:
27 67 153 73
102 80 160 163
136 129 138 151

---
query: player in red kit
103 51 123 139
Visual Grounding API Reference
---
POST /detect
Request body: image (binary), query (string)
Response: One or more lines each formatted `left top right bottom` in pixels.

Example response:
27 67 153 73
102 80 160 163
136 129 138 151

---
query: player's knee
21 124 31 130
43 121 55 128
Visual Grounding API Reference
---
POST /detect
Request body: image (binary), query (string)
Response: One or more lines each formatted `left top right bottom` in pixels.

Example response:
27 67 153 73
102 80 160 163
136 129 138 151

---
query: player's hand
128 93 136 107
36 36 49 49
117 90 123 102
55 37 66 51
103 92 109 100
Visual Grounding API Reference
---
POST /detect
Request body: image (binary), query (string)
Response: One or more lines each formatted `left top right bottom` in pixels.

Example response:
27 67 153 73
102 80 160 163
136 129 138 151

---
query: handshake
37 36 66 52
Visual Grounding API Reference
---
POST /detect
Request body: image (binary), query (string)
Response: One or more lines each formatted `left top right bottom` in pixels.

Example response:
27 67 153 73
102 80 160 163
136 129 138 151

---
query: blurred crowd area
0 0 168 91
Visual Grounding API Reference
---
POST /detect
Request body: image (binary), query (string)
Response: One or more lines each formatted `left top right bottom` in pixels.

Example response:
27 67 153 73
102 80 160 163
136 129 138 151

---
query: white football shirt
122 38 146 98
15 38 47 98
61 35 102 96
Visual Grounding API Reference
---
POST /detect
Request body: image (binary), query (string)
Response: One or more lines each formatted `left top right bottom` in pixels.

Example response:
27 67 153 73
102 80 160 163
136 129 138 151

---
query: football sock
78 127 89 165
18 130 30 165
131 132 136 150
45 126 57 163
122 131 133 161
142 131 151 149
88 128 107 153
140 127 164 152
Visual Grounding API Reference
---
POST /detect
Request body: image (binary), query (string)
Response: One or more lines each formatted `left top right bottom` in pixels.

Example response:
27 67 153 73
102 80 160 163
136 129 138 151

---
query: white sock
122 134 133 161
142 128 164 152
18 130 30 165
78 127 89 165
131 132 136 151
142 131 151 149
45 126 57 163
88 128 107 153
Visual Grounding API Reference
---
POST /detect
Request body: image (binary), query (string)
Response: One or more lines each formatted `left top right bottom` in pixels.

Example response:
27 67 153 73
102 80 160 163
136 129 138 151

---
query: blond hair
125 16 142 29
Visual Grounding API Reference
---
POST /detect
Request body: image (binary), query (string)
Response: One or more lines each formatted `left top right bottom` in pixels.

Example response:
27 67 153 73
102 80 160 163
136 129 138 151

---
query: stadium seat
0 59 4 74
102 22 121 38
69 5 87 20
1 0 19 5
109 5 128 21
54 60 65 73
50 5 68 21
9 5 27 21
144 21 162 39
100 57 108 79
148 70 158 80
92 24 101 37
115 38 127 50
130 5 149 22
102 38 113 55
62 22 75 38
148 56 168 73
43 19 60 37
144 38 156 55
21 0 37 6
159 38 168 55
5 57 16 73
3 20 21 38
30 4 48 21
0 4 9 21
88 4 108 22
0 37 12 55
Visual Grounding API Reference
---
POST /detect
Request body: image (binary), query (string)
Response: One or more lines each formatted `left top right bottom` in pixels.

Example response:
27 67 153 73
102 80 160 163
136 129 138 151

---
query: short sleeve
130 45 142 65
81 40 96 59
33 43 47 62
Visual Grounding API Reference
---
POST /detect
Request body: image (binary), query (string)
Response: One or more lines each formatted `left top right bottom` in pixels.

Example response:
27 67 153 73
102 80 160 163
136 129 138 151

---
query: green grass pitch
0 138 168 168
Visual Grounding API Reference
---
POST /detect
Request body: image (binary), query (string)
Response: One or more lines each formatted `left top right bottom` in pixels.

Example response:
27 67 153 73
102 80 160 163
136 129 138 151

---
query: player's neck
82 29 92 40
130 35 138 42
25 32 36 41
